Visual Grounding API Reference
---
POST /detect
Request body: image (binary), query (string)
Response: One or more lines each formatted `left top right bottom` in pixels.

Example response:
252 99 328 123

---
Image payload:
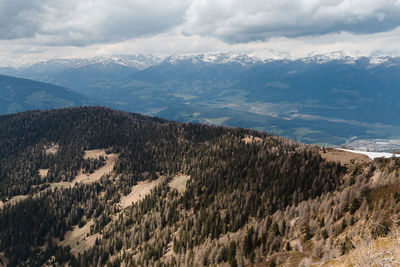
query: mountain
1 55 161 74
0 106 399 266
121 54 254 86
1 53 400 147
0 74 93 114
33 61 139 97
161 53 262 67
0 55 161 97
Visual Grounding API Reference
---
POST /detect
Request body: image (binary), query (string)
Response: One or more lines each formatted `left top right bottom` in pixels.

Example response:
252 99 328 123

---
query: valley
2 54 400 148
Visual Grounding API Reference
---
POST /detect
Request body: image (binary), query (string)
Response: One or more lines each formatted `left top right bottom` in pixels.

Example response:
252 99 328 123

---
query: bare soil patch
320 148 371 165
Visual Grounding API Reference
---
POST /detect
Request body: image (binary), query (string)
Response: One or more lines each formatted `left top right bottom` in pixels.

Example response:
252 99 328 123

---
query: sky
1 0 400 66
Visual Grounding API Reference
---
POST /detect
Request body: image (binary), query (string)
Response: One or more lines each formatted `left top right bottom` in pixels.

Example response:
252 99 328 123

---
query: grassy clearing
1 150 118 209
60 219 100 256
73 152 118 185
44 143 59 155
242 135 262 144
0 194 29 209
119 178 162 209
168 174 190 194
39 169 49 178
83 149 108 160
320 148 371 166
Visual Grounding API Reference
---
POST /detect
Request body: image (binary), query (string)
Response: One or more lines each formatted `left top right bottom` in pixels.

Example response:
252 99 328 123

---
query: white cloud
182 0 400 42
0 0 400 64
0 0 188 45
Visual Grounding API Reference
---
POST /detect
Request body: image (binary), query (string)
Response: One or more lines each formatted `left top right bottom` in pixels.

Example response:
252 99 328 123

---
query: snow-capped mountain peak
21 55 162 72
301 51 358 64
90 55 162 69
162 53 262 67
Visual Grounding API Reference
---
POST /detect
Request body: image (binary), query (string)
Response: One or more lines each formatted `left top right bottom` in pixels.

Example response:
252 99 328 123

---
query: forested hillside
0 74 92 114
0 107 399 266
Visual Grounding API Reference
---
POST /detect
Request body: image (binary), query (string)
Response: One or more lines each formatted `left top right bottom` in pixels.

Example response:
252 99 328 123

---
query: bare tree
351 210 400 266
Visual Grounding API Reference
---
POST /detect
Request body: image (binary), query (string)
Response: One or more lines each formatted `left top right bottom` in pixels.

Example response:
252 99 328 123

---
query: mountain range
1 53 400 147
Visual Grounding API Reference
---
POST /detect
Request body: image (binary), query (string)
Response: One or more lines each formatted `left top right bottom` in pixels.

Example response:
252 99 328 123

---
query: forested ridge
1 106 397 266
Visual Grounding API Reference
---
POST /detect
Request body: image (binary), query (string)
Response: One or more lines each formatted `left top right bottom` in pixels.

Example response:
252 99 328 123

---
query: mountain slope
0 107 342 266
0 107 399 266
0 74 92 114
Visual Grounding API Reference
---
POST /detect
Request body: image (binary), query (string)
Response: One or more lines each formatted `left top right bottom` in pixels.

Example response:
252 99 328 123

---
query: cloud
0 1 45 39
0 0 188 45
2 0 400 46
182 0 400 43
1 0 400 64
